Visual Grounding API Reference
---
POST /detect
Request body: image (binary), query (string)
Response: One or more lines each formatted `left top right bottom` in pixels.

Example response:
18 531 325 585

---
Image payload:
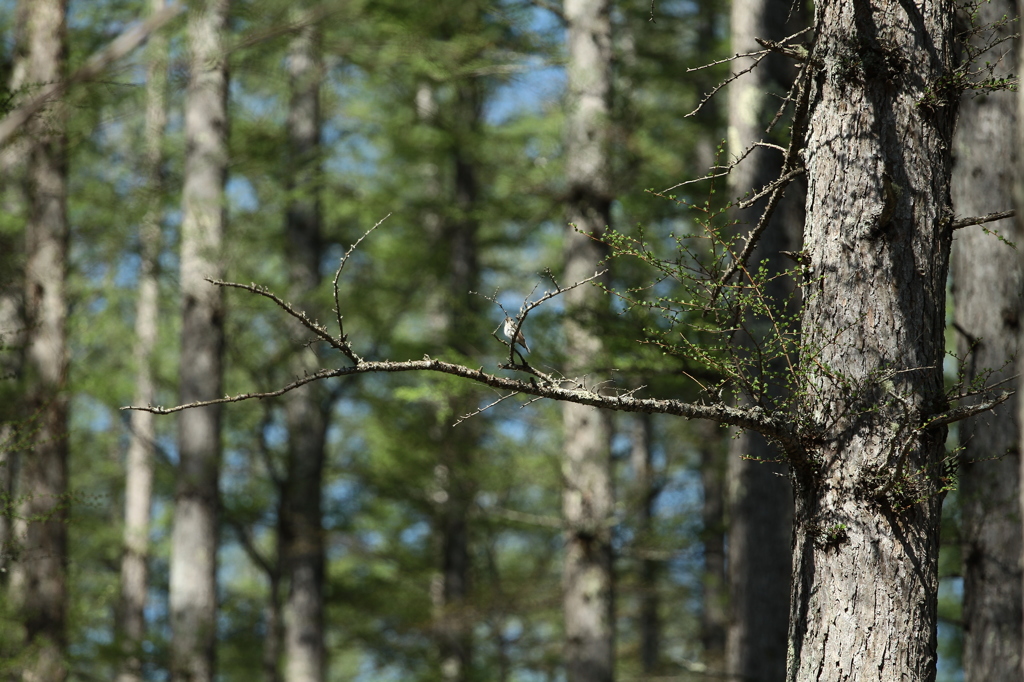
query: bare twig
951 209 1015 230
735 165 806 210
713 58 813 300
477 268 607 369
210 279 347 355
332 213 390 359
684 27 812 119
925 391 1014 428
685 52 768 118
123 356 801 450
453 391 520 426
656 140 774 194
0 3 184 148
124 368 337 413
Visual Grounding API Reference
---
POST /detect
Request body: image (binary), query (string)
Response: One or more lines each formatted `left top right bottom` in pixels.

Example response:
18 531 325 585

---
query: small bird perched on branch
503 317 530 353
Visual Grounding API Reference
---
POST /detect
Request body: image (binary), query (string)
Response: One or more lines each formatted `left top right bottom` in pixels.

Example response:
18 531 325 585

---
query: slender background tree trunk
0 0 30 586
281 13 327 682
629 414 661 674
951 1 1022 678
435 78 482 682
790 2 957 679
725 0 804 678
563 1 614 680
697 420 727 673
170 2 229 680
118 2 168 679
10 1 69 679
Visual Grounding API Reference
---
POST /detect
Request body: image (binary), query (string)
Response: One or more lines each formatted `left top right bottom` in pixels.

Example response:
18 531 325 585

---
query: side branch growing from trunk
123 268 1008 457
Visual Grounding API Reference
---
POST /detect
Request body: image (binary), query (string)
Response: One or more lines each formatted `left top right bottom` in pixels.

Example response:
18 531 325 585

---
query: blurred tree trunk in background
282 13 328 682
434 78 482 682
417 62 484 682
0 0 29 585
629 413 661 674
170 1 229 680
9 0 70 679
724 0 804 678
562 1 614 680
951 0 1022 678
117 2 169 680
697 419 727 672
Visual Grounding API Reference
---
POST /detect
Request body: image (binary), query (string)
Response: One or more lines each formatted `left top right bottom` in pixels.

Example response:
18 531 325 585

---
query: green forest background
0 0 981 680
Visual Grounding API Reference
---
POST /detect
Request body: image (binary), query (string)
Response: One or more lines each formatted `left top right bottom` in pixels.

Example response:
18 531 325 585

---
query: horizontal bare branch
951 209 1015 230
124 356 799 448
925 390 1013 428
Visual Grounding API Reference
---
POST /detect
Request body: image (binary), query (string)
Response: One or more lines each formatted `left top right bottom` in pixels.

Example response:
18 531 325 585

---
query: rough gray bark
724 0 804 678
951 2 1022 680
281 15 327 682
562 1 614 681
9 0 69 679
788 2 958 680
170 2 229 680
117 3 168 680
1019 11 1024 674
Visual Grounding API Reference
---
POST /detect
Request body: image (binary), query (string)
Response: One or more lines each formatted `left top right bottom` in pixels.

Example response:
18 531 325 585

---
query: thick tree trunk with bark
118 3 168 680
281 15 327 682
170 2 229 681
725 0 804 678
10 1 69 680
789 2 958 680
562 1 614 681
951 3 1022 678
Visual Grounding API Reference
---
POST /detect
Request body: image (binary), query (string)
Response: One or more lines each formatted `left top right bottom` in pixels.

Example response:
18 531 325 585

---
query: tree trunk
629 414 660 674
951 1 1022 678
281 14 327 682
421 73 485 679
264 561 283 682
789 2 957 680
10 0 69 679
725 0 804 677
170 2 229 680
563 1 614 681
0 0 30 586
697 421 727 672
434 76 483 682
117 2 168 680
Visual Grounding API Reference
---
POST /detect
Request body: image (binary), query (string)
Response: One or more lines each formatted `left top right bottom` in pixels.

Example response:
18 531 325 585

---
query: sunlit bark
10 0 69 679
789 2 958 679
170 2 229 680
563 1 614 680
117 3 169 680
